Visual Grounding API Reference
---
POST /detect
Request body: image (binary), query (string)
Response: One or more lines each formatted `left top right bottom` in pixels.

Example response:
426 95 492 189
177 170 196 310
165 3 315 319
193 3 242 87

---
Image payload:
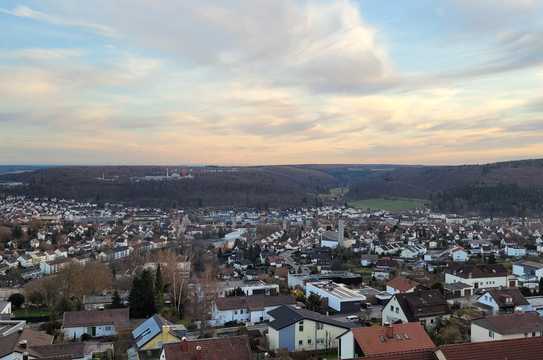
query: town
1 195 543 359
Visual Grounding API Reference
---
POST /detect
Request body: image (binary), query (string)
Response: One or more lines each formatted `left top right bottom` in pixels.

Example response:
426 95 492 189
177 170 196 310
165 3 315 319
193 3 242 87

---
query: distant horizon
1 156 543 168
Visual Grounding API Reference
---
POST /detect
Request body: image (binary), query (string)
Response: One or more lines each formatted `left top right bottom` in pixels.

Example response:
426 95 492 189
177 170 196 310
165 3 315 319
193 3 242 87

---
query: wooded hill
2 159 543 215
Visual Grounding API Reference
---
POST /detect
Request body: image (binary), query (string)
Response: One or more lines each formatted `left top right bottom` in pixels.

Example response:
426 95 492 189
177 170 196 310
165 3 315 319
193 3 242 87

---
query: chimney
385 324 394 339
18 340 28 349
196 345 203 360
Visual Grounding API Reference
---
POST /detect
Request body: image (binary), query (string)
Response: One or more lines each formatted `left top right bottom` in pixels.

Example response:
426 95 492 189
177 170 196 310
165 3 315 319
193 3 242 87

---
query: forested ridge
2 159 543 215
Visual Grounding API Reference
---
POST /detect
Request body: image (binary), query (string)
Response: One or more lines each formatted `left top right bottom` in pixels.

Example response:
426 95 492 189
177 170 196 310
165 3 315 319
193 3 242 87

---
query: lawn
348 197 428 211
13 308 50 318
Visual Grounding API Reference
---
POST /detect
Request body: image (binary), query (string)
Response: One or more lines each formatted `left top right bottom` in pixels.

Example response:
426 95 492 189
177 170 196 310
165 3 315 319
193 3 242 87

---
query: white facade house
476 288 532 314
382 290 450 330
451 248 469 262
512 261 543 289
267 305 353 353
62 309 129 340
505 245 527 258
211 295 295 326
305 281 365 313
471 313 543 342
445 264 509 293
218 280 279 297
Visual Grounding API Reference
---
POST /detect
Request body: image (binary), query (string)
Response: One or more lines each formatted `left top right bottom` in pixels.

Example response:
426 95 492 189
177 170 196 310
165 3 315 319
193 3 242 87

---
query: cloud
0 5 118 37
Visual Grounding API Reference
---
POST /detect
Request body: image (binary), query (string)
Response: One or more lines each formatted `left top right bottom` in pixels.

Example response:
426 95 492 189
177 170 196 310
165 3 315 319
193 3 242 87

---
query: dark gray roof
268 305 355 331
391 290 450 321
473 312 543 335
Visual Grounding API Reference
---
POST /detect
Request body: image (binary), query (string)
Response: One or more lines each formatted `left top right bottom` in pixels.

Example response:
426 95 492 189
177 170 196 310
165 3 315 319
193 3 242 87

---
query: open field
348 197 428 211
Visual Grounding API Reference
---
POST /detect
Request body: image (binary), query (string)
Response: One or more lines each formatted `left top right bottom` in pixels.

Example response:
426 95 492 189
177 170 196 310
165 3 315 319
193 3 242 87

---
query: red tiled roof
353 323 435 356
163 336 252 360
360 349 436 360
387 276 420 292
437 336 543 360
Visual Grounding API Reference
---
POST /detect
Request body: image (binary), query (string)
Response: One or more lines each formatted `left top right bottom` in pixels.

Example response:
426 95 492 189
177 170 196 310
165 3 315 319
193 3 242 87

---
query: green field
348 197 428 211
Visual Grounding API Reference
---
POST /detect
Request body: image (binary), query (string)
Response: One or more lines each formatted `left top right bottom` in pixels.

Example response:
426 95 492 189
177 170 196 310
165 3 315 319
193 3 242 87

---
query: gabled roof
132 314 174 349
268 305 355 331
0 328 53 358
437 336 543 360
387 276 420 292
163 336 251 360
481 288 529 308
445 264 508 279
352 323 435 356
392 290 450 321
472 312 543 335
63 308 129 329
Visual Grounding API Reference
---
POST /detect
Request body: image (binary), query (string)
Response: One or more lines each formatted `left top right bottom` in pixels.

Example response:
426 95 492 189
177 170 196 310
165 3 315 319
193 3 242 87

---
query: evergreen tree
110 290 123 309
129 270 156 318
539 277 543 296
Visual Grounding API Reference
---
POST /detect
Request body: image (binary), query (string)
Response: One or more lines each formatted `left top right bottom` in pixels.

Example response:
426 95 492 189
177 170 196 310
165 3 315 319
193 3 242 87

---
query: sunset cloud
0 0 542 165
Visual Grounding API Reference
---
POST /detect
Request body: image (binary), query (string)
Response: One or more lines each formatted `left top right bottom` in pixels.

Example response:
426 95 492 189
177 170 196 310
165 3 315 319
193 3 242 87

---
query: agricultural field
348 197 428 211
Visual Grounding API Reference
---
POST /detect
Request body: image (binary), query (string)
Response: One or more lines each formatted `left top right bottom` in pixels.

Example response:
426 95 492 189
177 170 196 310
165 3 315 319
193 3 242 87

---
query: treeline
2 166 336 208
432 184 543 217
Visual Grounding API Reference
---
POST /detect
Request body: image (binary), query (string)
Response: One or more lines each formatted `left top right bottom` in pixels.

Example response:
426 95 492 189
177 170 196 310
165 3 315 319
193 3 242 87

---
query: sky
0 0 542 166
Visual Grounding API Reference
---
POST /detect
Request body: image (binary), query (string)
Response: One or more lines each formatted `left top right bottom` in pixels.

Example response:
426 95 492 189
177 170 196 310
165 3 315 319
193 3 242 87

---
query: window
395 307 399 314
298 340 303 345
105 326 112 331
317 322 323 330
533 332 536 337
308 339 312 344
489 331 494 338
299 320 304 332
234 311 238 315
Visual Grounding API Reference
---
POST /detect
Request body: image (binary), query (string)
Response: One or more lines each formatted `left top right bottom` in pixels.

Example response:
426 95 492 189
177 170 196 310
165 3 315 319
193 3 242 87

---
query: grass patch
14 308 50 318
349 197 428 211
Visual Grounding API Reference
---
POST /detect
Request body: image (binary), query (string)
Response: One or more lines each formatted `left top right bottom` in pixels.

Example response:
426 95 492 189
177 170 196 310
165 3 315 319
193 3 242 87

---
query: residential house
471 312 543 342
338 322 435 359
451 247 469 262
476 288 531 314
211 295 295 326
82 295 112 311
505 245 527 258
386 276 420 295
0 327 53 360
62 308 129 340
131 314 185 358
39 258 71 275
161 336 252 360
305 281 366 313
267 305 354 352
382 290 450 330
445 264 510 294
512 260 543 289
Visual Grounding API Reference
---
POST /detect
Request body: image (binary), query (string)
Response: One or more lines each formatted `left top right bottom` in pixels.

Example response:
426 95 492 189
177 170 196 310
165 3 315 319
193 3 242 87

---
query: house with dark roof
211 295 295 326
338 322 435 359
62 308 129 340
0 327 53 360
267 305 354 352
471 312 543 342
476 288 531 314
130 314 186 359
445 264 511 294
382 290 450 330
161 336 252 360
